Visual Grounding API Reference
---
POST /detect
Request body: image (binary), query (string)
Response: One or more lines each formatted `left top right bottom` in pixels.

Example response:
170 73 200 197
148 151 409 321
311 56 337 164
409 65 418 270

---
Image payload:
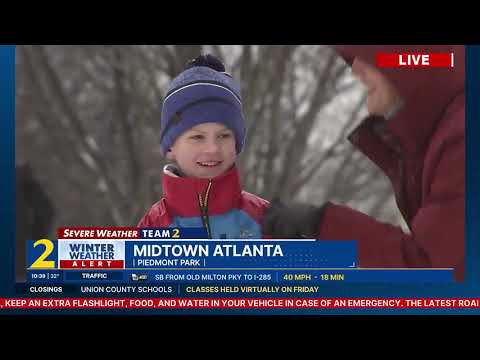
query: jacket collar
162 165 242 217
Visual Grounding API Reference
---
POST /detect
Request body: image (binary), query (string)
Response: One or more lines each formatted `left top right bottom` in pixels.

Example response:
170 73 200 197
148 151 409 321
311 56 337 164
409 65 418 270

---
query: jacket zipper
198 180 213 239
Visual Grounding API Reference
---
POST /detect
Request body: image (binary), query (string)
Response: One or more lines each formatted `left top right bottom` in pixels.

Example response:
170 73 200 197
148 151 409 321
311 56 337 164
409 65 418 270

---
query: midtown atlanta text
133 244 284 257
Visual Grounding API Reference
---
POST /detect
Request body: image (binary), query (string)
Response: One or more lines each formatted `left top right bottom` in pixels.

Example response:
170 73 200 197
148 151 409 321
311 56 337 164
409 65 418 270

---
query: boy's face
166 122 237 179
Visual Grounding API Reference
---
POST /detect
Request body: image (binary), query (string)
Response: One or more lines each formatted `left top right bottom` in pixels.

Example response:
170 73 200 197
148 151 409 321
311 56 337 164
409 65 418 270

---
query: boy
138 54 269 239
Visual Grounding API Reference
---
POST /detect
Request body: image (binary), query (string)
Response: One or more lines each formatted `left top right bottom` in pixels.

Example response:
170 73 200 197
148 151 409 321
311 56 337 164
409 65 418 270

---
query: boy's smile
197 161 223 167
166 122 237 179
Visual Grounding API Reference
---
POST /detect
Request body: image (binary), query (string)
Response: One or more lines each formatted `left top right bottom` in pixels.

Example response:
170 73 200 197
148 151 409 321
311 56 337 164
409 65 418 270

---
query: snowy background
16 45 408 235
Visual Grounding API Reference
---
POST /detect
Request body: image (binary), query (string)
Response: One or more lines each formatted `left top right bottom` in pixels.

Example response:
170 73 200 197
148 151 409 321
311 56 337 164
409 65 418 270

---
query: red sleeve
239 191 271 238
239 191 270 223
137 214 152 227
318 107 465 281
136 199 172 228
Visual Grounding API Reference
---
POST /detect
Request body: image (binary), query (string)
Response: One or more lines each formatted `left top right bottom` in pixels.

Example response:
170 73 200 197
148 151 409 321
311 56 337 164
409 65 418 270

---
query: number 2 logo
30 239 55 269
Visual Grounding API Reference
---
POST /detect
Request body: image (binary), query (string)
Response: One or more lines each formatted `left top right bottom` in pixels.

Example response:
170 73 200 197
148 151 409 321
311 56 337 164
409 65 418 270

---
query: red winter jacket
319 45 465 280
137 166 270 239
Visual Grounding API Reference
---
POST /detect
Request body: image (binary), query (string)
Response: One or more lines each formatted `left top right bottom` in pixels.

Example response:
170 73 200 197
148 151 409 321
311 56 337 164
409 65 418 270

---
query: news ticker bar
27 234 454 283
1 298 479 309
27 268 454 284
28 238 359 269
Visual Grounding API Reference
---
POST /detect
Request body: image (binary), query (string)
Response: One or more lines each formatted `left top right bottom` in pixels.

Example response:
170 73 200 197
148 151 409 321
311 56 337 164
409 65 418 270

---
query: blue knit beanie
160 55 246 156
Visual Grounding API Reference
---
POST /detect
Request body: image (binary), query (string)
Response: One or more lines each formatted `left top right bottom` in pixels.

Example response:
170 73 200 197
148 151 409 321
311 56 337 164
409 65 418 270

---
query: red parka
319 45 465 280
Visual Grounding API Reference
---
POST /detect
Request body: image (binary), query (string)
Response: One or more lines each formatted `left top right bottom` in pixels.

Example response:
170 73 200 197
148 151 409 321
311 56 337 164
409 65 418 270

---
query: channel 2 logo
27 239 58 269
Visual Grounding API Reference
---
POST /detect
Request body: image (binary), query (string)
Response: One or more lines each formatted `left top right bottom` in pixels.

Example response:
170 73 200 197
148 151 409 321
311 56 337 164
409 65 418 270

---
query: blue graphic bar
28 270 63 283
125 240 357 269
64 271 124 281
27 268 453 283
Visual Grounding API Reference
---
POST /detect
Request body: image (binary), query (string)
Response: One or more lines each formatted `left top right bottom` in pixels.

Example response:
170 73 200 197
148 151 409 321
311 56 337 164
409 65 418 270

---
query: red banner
1 298 479 309
376 53 454 68
57 227 139 239
59 260 124 269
